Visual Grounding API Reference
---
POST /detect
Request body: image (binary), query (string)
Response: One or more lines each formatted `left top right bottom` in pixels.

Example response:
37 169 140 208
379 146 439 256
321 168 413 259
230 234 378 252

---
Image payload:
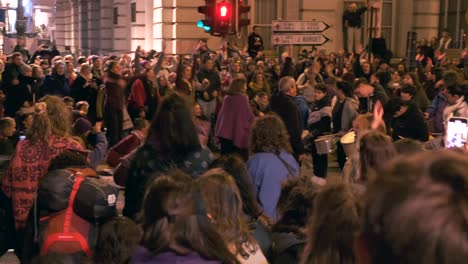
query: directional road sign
272 20 330 33
272 33 330 46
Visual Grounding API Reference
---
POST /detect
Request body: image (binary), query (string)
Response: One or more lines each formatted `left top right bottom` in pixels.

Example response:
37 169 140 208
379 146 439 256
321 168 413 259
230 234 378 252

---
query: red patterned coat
1 135 84 229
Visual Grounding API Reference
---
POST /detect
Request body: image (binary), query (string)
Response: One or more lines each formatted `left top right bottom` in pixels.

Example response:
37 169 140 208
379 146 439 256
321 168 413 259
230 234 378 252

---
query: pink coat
215 94 255 149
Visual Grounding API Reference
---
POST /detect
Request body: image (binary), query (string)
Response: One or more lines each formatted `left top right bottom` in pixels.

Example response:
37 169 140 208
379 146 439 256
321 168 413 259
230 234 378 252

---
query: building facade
53 0 468 57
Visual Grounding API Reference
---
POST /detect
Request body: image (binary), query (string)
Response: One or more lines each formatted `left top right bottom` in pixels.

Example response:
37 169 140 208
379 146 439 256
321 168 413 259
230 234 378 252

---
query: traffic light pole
221 35 228 60
235 0 241 39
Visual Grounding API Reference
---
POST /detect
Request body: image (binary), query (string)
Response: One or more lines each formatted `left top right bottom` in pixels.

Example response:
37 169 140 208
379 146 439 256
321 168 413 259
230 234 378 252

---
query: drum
314 135 339 155
340 131 356 157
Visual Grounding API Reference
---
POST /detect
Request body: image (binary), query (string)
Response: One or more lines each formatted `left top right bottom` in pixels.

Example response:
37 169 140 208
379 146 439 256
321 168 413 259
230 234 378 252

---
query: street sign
272 33 330 46
272 20 330 33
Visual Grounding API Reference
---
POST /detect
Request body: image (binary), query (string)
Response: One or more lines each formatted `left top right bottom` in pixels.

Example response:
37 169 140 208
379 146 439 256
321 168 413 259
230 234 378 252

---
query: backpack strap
63 173 85 233
41 172 91 256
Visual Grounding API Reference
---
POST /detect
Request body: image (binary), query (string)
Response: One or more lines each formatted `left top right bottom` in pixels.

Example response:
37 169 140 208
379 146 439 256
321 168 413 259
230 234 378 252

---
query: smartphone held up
445 117 468 149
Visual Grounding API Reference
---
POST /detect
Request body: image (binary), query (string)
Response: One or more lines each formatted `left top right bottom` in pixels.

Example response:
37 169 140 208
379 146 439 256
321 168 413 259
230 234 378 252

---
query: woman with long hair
270 176 321 264
193 103 211 147
402 72 431 111
132 173 239 263
229 61 246 81
247 114 299 220
198 170 268 264
268 64 281 93
123 93 214 219
210 155 272 254
300 183 360 264
157 75 174 97
341 114 388 183
247 71 271 99
66 61 77 87
358 130 397 183
215 78 255 160
175 63 200 105
1 96 84 262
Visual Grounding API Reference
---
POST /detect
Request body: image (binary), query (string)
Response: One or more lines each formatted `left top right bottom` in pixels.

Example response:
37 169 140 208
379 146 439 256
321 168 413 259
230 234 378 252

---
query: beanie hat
91 55 100 63
73 118 92 135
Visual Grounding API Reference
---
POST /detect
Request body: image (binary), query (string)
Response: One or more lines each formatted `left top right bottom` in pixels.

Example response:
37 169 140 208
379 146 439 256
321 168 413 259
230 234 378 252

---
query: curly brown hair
249 114 292 154
28 95 72 144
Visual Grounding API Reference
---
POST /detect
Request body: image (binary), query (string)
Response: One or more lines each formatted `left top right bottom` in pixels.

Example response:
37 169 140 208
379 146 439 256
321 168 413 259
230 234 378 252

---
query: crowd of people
0 27 467 264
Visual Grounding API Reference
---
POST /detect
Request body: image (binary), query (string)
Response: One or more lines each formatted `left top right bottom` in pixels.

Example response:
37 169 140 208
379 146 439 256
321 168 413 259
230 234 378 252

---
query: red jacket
128 79 146 110
2 136 84 229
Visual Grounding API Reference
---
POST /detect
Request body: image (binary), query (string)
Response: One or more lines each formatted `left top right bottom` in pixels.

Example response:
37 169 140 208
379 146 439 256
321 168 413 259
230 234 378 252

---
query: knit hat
91 55 100 63
73 118 92 135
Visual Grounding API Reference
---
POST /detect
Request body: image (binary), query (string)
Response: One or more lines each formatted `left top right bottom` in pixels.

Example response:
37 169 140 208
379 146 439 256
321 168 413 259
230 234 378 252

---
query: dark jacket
104 73 125 112
391 102 429 142
308 98 332 138
104 72 125 146
123 144 214 219
40 74 70 97
247 33 264 58
270 93 305 159
72 75 100 123
196 68 221 102
269 231 306 264
2 63 20 90
358 84 389 114
3 79 33 117
343 7 368 28
333 97 359 133
0 138 14 156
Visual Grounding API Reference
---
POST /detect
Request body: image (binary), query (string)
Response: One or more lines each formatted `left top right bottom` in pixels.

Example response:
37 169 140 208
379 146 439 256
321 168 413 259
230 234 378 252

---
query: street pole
16 0 26 36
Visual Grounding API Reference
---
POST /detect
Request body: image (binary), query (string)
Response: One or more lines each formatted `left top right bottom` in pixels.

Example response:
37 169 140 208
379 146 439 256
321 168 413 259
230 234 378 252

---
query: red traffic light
220 5 228 17
217 2 231 20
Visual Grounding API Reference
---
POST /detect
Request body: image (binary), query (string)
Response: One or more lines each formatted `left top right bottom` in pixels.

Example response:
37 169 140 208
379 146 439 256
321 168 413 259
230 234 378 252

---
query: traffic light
214 1 232 36
197 0 215 33
236 1 251 29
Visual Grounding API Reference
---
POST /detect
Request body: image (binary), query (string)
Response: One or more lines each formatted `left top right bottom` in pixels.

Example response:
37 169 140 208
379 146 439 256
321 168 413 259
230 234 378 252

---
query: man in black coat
248 26 264 59
355 78 389 114
270 77 305 161
196 55 221 121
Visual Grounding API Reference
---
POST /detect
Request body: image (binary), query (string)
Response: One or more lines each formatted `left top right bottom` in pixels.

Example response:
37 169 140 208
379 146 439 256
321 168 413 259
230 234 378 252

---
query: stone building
53 0 468 57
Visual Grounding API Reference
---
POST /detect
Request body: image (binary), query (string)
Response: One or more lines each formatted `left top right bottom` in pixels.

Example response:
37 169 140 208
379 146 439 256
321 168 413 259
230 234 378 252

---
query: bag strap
63 172 86 233
41 171 90 256
275 153 297 178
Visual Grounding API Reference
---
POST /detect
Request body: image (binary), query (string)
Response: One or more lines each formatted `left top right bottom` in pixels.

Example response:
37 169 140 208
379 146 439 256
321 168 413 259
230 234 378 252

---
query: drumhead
340 131 356 144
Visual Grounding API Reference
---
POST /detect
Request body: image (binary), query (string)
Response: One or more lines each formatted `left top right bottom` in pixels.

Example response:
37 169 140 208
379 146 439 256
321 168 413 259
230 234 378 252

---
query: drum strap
275 153 297 178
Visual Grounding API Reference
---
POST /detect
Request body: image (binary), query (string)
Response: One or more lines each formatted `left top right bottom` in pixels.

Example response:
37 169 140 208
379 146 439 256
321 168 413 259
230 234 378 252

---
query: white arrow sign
272 34 330 46
272 20 330 33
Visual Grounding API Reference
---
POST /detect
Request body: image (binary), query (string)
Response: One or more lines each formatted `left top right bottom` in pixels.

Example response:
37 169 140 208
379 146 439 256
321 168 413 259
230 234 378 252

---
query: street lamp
16 0 26 36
